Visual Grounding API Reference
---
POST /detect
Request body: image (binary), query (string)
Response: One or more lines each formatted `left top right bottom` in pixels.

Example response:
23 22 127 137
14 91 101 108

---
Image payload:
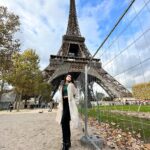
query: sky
0 0 150 93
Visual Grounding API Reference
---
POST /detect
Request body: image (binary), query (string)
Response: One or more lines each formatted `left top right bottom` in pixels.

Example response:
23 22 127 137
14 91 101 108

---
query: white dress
55 82 81 130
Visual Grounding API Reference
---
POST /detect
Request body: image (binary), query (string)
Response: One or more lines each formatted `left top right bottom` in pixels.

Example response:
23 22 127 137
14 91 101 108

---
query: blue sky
0 0 150 90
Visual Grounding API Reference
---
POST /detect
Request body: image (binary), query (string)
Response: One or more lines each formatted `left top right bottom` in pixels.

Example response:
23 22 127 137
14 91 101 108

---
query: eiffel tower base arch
44 61 132 108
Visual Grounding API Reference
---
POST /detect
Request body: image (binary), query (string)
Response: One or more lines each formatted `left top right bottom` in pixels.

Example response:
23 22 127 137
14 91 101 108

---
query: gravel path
0 109 91 150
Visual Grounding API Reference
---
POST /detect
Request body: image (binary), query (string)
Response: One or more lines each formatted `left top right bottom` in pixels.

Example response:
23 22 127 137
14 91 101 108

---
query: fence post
85 64 88 136
80 64 104 150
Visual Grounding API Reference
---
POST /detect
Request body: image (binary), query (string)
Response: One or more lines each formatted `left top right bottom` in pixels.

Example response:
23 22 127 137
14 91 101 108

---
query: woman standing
56 74 80 150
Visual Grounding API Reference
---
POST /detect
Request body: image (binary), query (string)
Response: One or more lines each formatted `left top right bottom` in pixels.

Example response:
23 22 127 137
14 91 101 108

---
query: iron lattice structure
43 0 132 100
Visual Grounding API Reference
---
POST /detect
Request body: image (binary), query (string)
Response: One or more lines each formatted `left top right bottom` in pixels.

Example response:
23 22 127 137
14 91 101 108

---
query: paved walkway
0 109 96 150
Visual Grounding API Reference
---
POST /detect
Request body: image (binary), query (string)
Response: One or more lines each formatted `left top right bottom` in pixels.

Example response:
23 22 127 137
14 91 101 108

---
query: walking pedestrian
8 102 13 112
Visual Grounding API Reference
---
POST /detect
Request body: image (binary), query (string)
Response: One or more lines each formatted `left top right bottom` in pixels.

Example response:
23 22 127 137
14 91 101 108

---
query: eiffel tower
43 0 132 100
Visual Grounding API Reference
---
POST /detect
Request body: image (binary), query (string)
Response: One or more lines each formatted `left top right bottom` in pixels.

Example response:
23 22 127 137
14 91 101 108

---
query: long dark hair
63 73 74 84
60 74 74 96
59 73 76 88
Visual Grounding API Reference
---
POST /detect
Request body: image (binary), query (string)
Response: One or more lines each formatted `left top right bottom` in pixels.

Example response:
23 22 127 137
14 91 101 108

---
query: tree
103 97 112 101
95 91 105 100
28 70 51 107
38 82 51 104
132 82 150 100
6 49 40 111
0 6 20 101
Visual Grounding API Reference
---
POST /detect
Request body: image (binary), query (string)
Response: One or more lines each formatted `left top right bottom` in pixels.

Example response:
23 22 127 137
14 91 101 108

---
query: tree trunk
0 79 4 101
17 91 22 112
37 95 41 108
34 96 36 108
14 93 18 109
24 99 28 109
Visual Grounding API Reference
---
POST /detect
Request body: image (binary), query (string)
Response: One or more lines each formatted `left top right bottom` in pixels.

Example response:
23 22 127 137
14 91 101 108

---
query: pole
80 65 104 150
85 64 88 136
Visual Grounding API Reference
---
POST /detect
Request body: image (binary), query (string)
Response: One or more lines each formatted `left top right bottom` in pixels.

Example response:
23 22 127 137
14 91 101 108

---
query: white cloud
100 2 150 89
78 0 115 54
0 0 69 69
0 0 117 69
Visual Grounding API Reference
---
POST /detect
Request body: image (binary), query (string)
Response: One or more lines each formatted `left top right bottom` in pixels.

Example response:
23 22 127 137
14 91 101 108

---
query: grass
78 105 150 143
94 105 150 112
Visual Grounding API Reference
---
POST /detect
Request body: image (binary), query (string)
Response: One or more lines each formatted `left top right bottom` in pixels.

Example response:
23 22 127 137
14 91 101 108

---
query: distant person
55 74 80 150
8 102 13 112
48 101 53 112
125 100 129 105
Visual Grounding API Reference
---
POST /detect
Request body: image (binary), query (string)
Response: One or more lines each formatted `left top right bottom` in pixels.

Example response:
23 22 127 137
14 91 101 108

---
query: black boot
62 142 69 150
66 139 71 148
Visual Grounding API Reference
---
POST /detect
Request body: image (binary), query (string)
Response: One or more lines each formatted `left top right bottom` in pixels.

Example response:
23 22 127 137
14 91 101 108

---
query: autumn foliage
132 82 150 100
